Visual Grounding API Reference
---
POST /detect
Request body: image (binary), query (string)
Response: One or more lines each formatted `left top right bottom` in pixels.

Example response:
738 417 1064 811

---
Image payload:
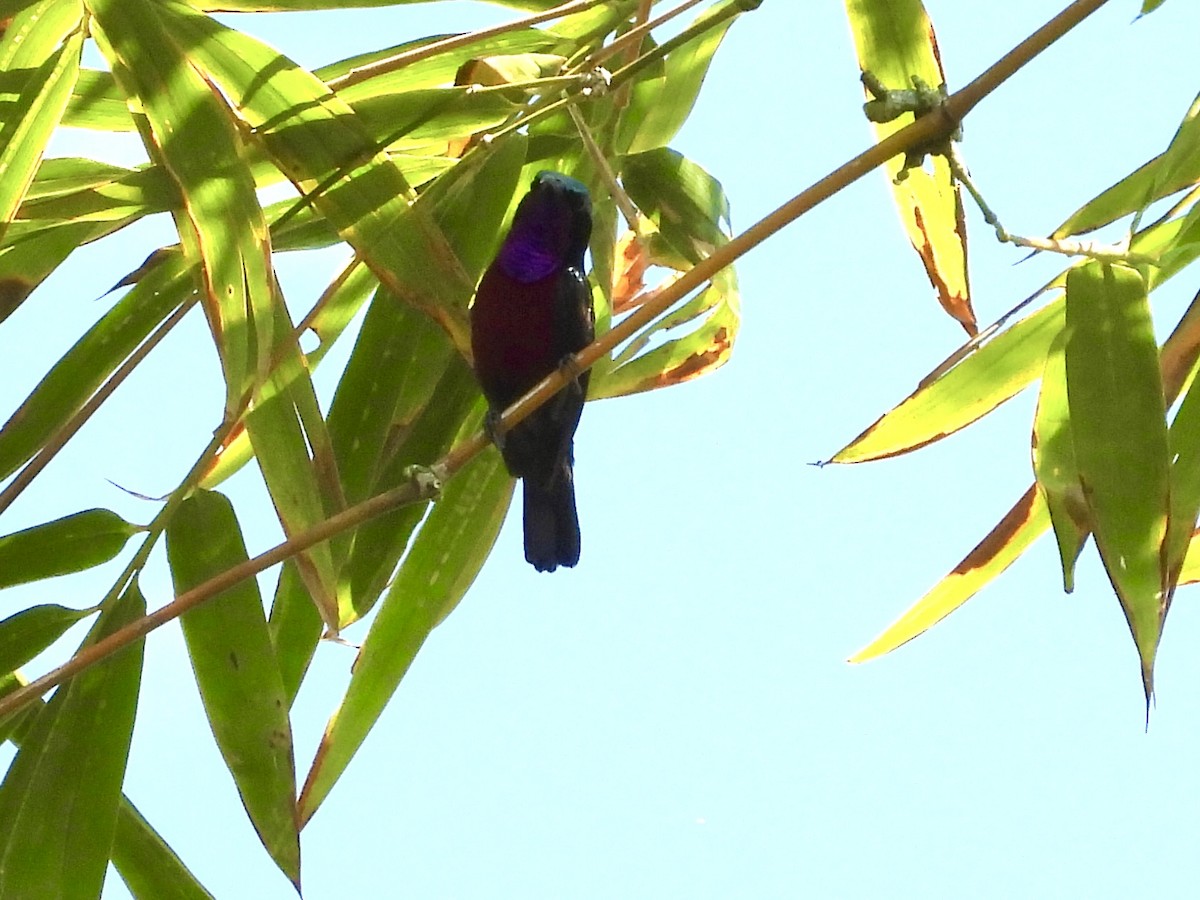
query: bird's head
498 171 593 283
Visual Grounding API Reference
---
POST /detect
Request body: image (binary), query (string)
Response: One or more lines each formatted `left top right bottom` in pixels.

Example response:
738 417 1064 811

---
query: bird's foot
402 463 444 500
556 353 587 397
483 407 507 453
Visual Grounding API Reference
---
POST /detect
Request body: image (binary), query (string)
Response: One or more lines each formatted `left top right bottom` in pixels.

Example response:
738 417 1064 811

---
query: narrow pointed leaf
617 0 749 154
1164 355 1200 593
850 486 1049 663
0 582 145 899
166 490 300 888
0 690 213 899
0 604 95 674
0 0 84 242
1065 262 1169 700
0 253 191 482
832 300 1063 463
89 0 276 412
111 800 214 900
299 446 514 825
1053 90 1200 238
844 0 973 332
166 1 476 353
0 509 140 589
1031 333 1089 591
597 148 740 397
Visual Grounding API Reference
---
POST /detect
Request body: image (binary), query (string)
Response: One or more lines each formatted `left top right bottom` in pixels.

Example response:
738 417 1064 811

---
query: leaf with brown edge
612 228 650 313
844 0 974 333
831 300 1063 464
850 486 1049 663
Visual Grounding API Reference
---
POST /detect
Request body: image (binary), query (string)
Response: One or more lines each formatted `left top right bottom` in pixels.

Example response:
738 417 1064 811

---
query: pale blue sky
5 1 1200 897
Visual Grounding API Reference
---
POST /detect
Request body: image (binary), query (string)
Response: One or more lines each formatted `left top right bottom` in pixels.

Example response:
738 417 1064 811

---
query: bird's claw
402 464 444 499
483 407 507 453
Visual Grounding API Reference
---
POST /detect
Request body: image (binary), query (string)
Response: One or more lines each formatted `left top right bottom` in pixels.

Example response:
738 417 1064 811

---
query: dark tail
522 469 581 573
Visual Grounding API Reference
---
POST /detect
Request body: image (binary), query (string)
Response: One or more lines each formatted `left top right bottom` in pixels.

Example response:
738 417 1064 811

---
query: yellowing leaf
844 0 973 333
850 486 1049 663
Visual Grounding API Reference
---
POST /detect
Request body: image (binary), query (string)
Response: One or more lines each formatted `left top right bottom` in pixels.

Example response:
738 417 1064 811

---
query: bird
470 171 595 572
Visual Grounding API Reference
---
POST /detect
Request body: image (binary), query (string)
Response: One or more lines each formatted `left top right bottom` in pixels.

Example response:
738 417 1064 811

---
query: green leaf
0 604 95 675
168 1 476 354
832 300 1064 463
617 0 746 154
340 357 481 623
0 687 213 899
90 0 276 413
1164 351 1200 595
62 67 136 130
0 252 190 481
299 443 514 825
0 509 140 589
0 581 145 900
111 800 215 900
1031 333 1089 592
1053 89 1200 238
0 0 84 242
1065 262 1169 702
166 490 300 889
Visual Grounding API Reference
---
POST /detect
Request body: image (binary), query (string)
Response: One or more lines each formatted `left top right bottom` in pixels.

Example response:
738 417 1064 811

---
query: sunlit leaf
1053 89 1200 238
1065 262 1169 702
0 0 84 243
850 487 1049 662
832 300 1063 463
844 0 973 333
617 0 749 154
1031 333 1088 591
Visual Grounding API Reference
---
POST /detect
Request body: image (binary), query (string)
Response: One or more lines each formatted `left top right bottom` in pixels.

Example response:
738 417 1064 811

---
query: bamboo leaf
111 799 214 900
0 0 84 242
617 0 746 154
595 148 739 398
844 0 973 332
850 487 1049 663
0 582 145 900
1053 89 1200 239
89 0 276 413
1065 262 1169 702
166 490 300 889
0 252 191 481
832 300 1063 463
1164 349 1200 594
298 444 514 825
165 0 476 354
1031 333 1089 592
0 604 95 675
0 509 140 589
